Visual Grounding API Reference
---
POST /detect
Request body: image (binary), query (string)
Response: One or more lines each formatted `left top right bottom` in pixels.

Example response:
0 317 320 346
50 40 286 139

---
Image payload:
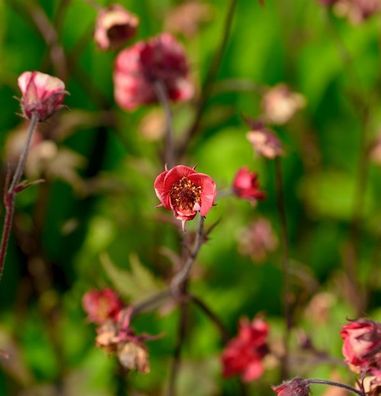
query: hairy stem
0 113 39 279
307 379 364 396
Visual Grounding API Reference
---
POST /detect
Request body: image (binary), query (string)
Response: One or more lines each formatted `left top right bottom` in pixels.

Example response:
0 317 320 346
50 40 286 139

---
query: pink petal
188 173 216 217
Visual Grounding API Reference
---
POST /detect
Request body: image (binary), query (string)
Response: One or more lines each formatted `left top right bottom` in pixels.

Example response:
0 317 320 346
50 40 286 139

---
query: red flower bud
82 288 124 325
114 33 193 110
154 165 216 222
272 378 310 396
232 167 265 202
221 317 269 382
18 71 66 121
341 319 381 373
94 4 139 50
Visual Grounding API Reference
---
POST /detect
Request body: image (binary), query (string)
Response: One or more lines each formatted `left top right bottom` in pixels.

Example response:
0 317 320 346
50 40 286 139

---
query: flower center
170 177 201 212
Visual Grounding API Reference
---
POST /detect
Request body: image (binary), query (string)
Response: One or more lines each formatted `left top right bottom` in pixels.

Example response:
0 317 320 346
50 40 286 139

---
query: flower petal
188 172 216 216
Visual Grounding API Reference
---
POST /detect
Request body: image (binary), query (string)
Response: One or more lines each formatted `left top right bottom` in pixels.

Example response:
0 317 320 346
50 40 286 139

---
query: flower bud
341 319 381 373
272 378 310 396
82 288 124 325
18 71 66 122
232 167 265 202
118 341 150 373
246 124 283 159
94 4 139 50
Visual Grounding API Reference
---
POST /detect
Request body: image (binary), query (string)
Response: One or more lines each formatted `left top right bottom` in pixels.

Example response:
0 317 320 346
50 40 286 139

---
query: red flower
154 165 216 222
82 288 124 325
341 319 381 373
272 378 310 396
114 33 193 110
232 167 265 202
18 71 66 121
221 317 269 382
94 4 139 50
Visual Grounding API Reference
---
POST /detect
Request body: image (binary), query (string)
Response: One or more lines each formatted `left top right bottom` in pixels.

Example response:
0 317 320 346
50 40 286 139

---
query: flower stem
177 0 238 157
307 379 364 396
0 112 39 280
171 216 205 294
274 157 291 379
154 81 175 169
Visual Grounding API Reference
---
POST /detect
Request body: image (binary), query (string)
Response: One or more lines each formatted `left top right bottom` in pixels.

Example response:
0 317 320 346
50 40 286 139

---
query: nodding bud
18 71 66 122
94 4 139 50
272 378 310 396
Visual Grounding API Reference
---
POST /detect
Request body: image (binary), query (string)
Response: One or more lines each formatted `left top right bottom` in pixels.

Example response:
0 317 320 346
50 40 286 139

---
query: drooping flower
246 123 283 159
82 288 124 325
261 84 305 125
238 218 278 263
221 316 269 382
94 4 139 50
272 378 310 396
18 71 66 121
232 167 265 202
114 33 193 110
154 165 216 222
340 319 381 373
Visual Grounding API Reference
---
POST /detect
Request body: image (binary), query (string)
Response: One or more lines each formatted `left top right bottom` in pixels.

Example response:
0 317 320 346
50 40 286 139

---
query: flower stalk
0 112 39 279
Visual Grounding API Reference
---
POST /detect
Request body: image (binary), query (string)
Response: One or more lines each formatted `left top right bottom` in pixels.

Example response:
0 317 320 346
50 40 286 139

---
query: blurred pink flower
114 33 193 110
154 165 216 222
246 123 283 159
82 288 124 325
94 4 139 50
261 84 305 125
232 167 265 202
221 317 269 382
333 0 381 23
239 218 278 263
18 71 66 121
272 378 310 396
341 319 381 373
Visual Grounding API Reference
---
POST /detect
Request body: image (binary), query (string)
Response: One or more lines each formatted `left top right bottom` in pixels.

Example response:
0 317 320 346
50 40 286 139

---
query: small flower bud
232 167 265 202
18 71 66 122
94 4 139 50
118 341 150 373
246 123 283 159
272 378 310 396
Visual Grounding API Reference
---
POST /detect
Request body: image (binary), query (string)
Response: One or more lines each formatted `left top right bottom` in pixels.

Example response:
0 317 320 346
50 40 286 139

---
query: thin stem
177 0 238 157
167 302 188 396
154 81 175 169
131 289 172 317
171 216 205 293
274 157 291 380
0 113 39 279
189 294 230 343
307 379 364 396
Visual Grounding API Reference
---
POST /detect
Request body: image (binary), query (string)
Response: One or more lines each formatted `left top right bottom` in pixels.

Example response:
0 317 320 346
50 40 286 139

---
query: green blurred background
1 0 381 394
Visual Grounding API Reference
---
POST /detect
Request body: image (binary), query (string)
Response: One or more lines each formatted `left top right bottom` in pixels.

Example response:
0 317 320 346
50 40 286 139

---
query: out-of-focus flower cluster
82 289 150 373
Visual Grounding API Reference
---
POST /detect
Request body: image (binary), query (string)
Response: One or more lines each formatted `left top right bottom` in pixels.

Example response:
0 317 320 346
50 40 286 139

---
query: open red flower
272 378 310 396
221 317 269 382
18 71 66 121
232 167 265 202
82 288 124 325
154 165 216 222
114 33 193 110
341 319 381 373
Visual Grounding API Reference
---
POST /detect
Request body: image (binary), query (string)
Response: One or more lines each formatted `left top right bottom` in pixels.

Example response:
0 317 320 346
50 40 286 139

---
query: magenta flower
18 71 66 121
272 378 310 396
114 33 193 110
94 4 139 50
221 317 269 382
82 288 124 325
154 165 216 222
341 319 381 373
232 167 265 202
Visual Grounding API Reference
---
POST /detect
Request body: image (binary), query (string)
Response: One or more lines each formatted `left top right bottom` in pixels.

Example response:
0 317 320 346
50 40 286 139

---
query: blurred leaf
101 253 163 301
